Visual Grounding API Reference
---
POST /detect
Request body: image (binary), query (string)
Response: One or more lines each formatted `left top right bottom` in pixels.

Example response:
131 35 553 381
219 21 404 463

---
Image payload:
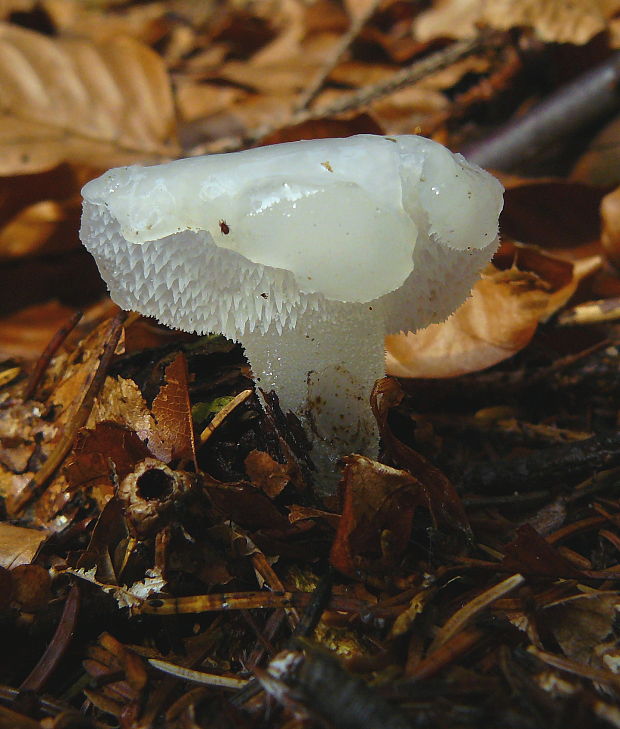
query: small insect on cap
79 135 503 340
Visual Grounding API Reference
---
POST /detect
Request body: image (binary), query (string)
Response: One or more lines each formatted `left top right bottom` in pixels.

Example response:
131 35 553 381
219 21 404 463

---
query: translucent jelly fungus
80 134 504 490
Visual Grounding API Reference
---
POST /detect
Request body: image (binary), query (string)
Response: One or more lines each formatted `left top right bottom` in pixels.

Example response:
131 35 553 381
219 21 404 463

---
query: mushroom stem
241 302 386 491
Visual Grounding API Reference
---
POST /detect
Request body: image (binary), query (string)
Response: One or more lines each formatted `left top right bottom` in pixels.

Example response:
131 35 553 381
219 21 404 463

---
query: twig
147 659 249 690
20 585 80 692
199 388 253 443
428 573 524 652
295 0 382 111
252 551 300 629
528 646 620 692
461 430 620 493
232 571 335 709
22 310 83 401
406 627 485 682
138 589 364 616
188 34 496 156
309 34 491 119
462 51 620 171
292 566 334 639
557 297 620 326
9 312 126 515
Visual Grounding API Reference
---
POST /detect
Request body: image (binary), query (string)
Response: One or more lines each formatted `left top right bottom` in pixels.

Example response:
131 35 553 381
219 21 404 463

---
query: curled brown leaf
386 243 601 379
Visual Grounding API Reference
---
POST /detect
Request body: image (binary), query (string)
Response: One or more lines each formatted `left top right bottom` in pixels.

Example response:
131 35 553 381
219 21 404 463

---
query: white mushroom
80 134 503 490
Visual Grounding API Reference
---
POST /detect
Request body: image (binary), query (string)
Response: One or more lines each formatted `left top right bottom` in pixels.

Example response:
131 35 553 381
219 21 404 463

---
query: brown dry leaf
601 186 620 269
0 164 95 264
413 0 482 41
176 82 247 124
248 0 307 66
11 563 51 611
187 94 295 150
385 244 600 379
0 22 179 175
216 58 320 96
330 454 420 579
204 474 291 532
501 524 583 578
571 115 620 188
151 353 197 465
546 592 619 667
259 114 384 146
0 400 57 473
87 376 169 462
0 468 30 504
371 377 470 534
370 86 447 133
65 422 151 497
42 0 175 45
0 523 48 568
51 318 124 428
245 449 291 498
413 0 620 45
343 0 380 17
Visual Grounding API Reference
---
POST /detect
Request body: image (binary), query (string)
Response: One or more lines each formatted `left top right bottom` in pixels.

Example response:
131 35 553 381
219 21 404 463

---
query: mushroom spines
81 200 328 338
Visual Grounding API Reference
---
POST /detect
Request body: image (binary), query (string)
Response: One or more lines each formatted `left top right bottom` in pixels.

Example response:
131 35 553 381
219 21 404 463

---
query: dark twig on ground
461 52 620 171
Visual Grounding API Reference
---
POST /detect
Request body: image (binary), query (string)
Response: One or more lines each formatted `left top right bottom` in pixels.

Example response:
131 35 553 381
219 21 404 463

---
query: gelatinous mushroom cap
80 134 503 339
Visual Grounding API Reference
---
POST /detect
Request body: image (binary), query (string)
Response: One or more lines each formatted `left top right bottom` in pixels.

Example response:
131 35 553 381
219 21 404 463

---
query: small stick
252 551 300 629
428 573 524 652
462 51 620 171
406 627 485 682
199 388 253 443
138 587 364 617
309 34 489 118
557 297 620 326
147 659 249 690
528 646 620 692
461 430 620 494
20 585 80 692
292 566 334 639
22 310 83 401
188 34 495 156
295 0 382 111
10 312 126 515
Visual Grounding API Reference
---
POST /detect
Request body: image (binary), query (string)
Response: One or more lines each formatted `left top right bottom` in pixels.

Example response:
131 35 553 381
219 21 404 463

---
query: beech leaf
151 353 197 465
0 523 48 569
413 0 620 46
386 244 601 379
0 23 179 175
330 455 420 578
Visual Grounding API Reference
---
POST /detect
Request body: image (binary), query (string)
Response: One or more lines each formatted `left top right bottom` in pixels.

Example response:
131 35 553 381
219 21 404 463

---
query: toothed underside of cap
81 199 499 340
80 201 327 339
